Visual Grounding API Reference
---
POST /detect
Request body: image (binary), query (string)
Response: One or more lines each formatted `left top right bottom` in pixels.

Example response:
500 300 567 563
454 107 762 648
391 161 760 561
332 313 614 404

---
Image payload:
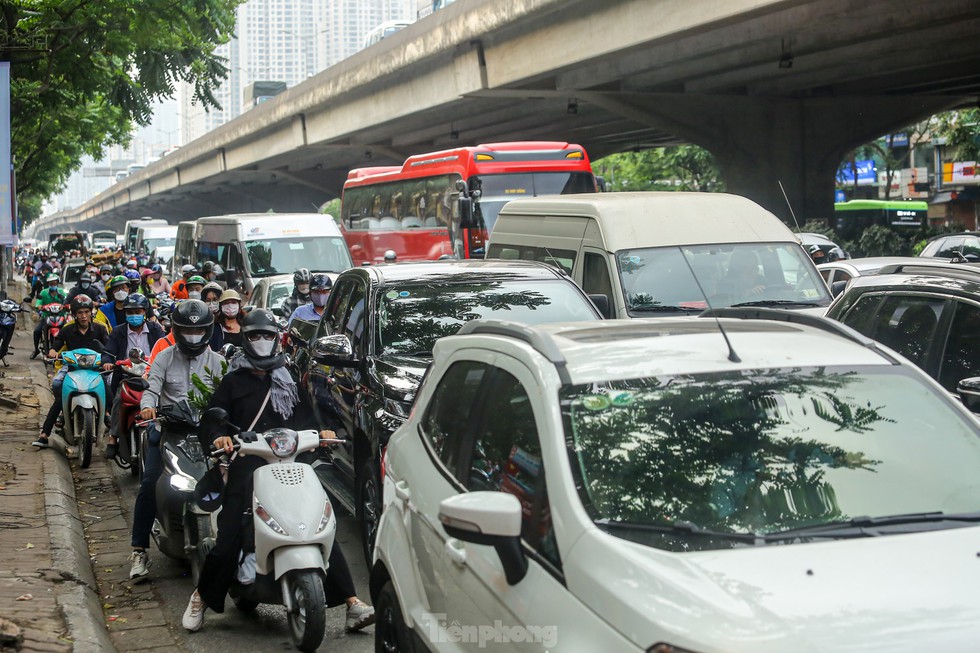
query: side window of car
935 237 965 259
343 282 367 353
325 279 355 336
421 361 491 472
464 370 560 567
582 252 613 299
939 301 980 391
838 293 883 336
871 296 945 368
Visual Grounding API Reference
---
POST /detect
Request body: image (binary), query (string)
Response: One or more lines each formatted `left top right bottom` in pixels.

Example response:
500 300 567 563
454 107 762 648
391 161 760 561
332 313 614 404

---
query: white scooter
201 407 340 653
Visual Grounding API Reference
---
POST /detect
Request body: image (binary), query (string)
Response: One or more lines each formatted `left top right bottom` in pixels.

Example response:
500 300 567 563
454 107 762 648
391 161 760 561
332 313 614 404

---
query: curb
23 286 117 653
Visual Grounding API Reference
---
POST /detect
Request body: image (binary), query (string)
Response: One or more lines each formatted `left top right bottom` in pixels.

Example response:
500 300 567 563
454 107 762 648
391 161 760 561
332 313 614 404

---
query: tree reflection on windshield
558 367 980 551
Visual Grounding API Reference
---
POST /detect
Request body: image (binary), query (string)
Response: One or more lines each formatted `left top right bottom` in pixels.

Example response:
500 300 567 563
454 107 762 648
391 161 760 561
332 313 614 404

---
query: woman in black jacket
181 309 374 634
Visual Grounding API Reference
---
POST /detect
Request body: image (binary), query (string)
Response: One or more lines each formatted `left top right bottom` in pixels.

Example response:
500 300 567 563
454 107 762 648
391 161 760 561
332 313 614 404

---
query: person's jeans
41 370 66 435
131 423 162 549
33 321 44 352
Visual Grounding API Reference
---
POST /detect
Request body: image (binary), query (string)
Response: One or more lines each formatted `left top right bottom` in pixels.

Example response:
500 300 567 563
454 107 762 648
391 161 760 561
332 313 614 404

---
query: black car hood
374 353 431 400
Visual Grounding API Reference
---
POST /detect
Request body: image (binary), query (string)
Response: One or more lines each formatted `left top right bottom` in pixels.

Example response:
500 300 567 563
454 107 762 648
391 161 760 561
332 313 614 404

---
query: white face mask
297 284 310 295
188 291 202 300
184 333 205 345
221 303 240 317
101 274 112 282
207 301 220 314
114 290 129 302
250 339 276 357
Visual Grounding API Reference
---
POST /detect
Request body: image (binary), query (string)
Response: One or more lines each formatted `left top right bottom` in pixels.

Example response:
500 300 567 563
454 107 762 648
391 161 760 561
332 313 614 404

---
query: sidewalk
0 286 113 653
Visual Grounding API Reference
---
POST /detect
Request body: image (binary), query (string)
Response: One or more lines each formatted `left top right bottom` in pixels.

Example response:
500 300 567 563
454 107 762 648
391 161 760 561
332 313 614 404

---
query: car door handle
394 480 411 503
445 538 467 566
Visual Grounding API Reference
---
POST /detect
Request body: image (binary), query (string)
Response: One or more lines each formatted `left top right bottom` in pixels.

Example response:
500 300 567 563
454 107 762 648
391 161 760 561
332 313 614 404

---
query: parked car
799 231 848 260
245 274 294 314
825 266 980 393
818 257 980 297
290 259 604 563
373 311 980 653
919 232 980 261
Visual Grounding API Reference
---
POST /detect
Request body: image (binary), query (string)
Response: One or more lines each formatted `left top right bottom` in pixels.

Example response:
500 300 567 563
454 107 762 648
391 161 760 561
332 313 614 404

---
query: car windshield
618 243 831 315
244 236 353 277
143 237 175 253
470 172 596 236
562 366 980 552
376 279 597 356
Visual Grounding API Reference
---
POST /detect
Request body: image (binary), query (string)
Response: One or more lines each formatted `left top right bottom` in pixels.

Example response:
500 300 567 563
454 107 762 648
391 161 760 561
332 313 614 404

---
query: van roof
194 213 342 238
496 192 795 251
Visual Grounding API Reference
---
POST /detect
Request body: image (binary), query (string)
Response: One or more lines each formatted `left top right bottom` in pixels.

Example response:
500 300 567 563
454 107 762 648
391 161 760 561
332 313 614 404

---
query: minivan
171 220 197 277
123 217 169 252
192 213 353 298
486 192 832 318
135 225 178 260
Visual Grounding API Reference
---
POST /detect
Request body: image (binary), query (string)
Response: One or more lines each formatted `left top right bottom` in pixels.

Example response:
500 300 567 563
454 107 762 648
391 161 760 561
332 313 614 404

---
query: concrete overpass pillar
585 93 963 225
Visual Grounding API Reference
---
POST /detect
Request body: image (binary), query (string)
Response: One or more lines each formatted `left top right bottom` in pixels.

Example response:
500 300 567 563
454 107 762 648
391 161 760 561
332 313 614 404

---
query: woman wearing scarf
182 309 374 634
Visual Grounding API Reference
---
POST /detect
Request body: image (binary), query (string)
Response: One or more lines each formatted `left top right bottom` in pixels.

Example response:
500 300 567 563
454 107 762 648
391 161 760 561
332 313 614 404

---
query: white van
135 225 178 260
192 213 353 297
486 192 831 318
123 217 168 252
172 220 197 277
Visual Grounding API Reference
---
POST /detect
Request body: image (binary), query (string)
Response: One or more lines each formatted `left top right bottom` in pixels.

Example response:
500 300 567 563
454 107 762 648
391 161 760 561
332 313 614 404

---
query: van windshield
617 243 831 316
244 236 353 277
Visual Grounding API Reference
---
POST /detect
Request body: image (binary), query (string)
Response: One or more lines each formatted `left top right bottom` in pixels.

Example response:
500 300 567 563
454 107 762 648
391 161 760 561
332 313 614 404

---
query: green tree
933 108 980 162
595 145 725 193
1 0 242 224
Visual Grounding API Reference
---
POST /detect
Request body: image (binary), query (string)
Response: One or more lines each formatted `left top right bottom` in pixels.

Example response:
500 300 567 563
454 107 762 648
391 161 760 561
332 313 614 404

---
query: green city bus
833 199 928 241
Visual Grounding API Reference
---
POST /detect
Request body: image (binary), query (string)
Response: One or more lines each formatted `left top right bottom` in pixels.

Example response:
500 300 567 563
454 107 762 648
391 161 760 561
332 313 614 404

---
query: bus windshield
143 238 176 253
244 236 353 277
470 172 596 235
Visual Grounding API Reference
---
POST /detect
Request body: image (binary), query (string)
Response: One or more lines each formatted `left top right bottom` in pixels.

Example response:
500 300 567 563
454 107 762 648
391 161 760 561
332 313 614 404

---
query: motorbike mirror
219 343 238 359
203 407 238 433
128 347 143 360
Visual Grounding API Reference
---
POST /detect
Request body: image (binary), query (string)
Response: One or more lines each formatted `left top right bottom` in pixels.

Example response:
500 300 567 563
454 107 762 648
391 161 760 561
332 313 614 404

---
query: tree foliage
594 145 725 193
933 108 980 162
0 0 242 220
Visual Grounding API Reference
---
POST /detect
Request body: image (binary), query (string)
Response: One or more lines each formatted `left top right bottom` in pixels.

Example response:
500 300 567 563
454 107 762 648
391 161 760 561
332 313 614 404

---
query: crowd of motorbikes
12 248 343 652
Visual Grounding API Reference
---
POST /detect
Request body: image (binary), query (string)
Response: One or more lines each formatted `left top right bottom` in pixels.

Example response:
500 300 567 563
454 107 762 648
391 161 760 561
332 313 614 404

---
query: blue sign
834 189 847 203
889 133 909 147
837 159 877 185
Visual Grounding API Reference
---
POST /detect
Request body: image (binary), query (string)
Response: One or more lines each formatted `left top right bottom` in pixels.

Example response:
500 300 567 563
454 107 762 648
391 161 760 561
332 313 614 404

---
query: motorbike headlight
264 428 298 458
165 449 198 492
315 500 334 534
74 353 98 368
255 503 288 535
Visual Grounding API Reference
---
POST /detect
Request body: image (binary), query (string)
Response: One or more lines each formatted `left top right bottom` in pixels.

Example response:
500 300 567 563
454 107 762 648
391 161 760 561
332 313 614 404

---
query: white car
372 311 980 652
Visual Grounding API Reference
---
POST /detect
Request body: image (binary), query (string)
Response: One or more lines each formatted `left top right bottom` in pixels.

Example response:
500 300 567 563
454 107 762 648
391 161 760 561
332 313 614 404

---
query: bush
853 225 908 257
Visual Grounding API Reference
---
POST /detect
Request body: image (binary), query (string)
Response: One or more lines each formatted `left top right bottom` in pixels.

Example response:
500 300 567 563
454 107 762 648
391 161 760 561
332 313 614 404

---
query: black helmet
69 294 94 315
240 308 283 370
123 293 150 312
293 267 311 285
201 260 216 274
100 263 113 274
310 273 332 290
79 272 94 285
171 299 215 356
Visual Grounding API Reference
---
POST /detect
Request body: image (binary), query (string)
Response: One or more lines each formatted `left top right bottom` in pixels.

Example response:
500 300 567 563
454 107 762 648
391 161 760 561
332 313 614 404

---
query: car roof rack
456 319 572 383
699 307 900 364
877 260 980 281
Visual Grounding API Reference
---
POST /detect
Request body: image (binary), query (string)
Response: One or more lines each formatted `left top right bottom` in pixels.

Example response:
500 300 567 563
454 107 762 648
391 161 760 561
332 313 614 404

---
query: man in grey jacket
128 300 225 581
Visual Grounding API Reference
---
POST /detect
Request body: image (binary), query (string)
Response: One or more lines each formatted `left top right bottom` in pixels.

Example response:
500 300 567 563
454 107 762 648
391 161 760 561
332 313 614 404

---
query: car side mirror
957 377 980 414
588 293 612 319
439 492 527 585
312 334 358 367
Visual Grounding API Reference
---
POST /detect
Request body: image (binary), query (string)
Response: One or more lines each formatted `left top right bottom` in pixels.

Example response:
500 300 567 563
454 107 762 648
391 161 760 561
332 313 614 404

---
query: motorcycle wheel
189 515 214 586
286 570 326 653
375 580 416 653
128 425 140 478
79 409 95 469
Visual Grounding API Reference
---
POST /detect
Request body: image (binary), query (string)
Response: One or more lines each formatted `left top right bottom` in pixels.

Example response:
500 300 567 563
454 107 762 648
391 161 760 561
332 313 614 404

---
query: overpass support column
586 93 961 225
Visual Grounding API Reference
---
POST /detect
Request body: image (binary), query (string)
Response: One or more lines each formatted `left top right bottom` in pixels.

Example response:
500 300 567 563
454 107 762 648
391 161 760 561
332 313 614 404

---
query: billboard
942 161 979 185
837 159 877 186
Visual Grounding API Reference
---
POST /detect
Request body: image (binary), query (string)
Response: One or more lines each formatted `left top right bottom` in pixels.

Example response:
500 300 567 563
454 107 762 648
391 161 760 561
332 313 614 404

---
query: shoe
30 349 39 359
105 441 119 459
31 435 49 448
345 599 376 632
182 591 205 632
129 550 150 581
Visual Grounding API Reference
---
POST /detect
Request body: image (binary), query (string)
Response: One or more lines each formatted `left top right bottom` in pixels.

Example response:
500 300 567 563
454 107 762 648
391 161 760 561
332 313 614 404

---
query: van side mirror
588 293 612 319
957 377 980 414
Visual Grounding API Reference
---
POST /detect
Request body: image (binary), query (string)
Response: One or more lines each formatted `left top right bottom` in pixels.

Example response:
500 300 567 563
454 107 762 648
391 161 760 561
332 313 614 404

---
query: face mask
207 301 220 314
311 292 329 307
80 282 90 289
126 314 145 328
221 303 240 317
250 339 276 357
297 284 310 295
102 274 112 282
188 291 202 300
114 290 129 302
153 274 161 282
184 333 205 345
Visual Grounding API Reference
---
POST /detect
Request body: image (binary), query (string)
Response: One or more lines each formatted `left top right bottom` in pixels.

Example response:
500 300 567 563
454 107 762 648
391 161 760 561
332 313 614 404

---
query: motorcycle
153 293 175 333
0 299 24 365
37 301 68 357
113 348 149 477
57 347 108 468
147 400 211 578
197 407 341 653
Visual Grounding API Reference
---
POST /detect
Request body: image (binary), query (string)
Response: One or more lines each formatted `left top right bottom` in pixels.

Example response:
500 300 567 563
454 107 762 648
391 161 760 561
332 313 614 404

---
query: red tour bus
339 141 596 264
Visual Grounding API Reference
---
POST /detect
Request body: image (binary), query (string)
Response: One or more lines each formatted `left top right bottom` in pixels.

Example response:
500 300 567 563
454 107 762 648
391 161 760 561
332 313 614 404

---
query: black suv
289 259 603 562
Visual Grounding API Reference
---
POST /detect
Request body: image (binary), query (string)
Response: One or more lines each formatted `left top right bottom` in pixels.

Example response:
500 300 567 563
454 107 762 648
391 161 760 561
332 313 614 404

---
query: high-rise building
316 0 417 70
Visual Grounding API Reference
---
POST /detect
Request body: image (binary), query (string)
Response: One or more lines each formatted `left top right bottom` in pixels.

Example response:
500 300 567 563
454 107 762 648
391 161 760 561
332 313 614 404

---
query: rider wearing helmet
33 294 110 448
182 308 375 633
808 244 826 264
104 293 164 459
185 275 207 301
123 268 142 293
31 273 68 359
148 263 171 296
66 272 104 305
287 273 332 326
200 260 223 283
170 264 197 300
130 300 225 582
280 267 312 318
99 275 133 329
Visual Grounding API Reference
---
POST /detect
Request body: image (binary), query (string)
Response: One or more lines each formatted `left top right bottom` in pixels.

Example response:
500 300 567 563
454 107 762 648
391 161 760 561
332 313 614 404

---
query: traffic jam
16 140 980 652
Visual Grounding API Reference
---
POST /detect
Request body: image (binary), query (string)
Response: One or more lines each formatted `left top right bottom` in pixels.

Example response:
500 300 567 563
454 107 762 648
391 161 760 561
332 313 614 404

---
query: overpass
29 0 980 238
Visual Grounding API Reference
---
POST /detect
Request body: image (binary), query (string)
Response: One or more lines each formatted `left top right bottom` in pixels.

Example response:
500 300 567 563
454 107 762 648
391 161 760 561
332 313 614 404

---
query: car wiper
596 518 758 543
729 299 824 308
629 304 704 312
763 511 980 541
